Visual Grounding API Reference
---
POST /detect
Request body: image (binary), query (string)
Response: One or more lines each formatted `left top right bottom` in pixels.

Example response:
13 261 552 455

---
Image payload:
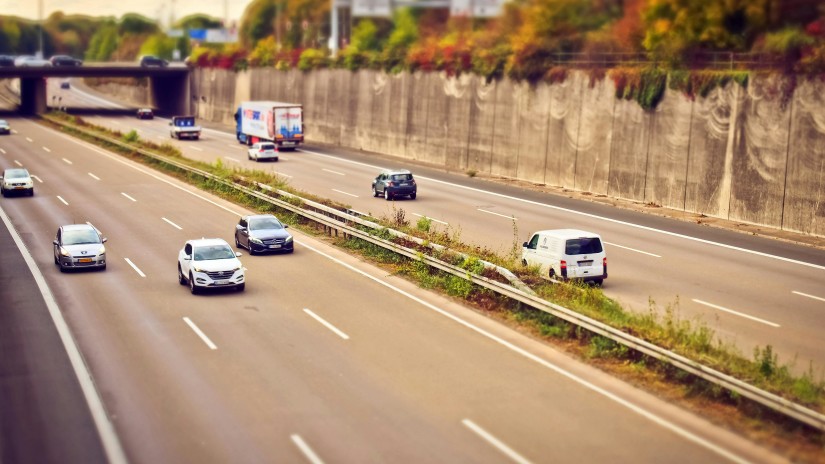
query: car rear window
565 237 603 255
391 174 412 181
260 144 275 150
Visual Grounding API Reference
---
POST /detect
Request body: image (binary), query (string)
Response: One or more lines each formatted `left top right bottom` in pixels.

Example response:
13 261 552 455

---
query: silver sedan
53 224 108 272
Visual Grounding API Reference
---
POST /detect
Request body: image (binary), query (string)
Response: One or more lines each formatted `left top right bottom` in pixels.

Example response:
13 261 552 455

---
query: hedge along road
67 86 825 375
0 115 787 463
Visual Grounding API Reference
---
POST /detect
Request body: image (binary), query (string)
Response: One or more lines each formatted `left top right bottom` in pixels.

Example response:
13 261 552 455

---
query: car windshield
0 120 7 125
391 174 412 181
260 144 275 150
249 218 283 231
63 229 101 245
565 238 603 255
193 245 236 261
5 169 29 179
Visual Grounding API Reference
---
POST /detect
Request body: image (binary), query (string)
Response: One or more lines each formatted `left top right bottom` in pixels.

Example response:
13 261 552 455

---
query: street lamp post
38 0 44 58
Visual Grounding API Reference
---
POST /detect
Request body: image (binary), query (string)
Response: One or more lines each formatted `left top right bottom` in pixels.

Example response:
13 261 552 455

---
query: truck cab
169 116 201 140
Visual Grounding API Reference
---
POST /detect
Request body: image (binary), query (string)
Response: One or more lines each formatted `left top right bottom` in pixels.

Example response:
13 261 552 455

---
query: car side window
528 234 539 249
239 218 247 228
184 244 192 255
56 229 61 243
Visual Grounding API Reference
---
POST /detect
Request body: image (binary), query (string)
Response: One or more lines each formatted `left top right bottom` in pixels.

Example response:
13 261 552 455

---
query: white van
522 229 607 285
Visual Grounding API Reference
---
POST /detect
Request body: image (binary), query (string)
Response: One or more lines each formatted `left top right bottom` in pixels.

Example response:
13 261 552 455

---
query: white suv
178 238 245 294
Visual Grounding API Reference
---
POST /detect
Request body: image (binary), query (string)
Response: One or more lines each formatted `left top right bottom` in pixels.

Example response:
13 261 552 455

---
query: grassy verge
40 112 825 456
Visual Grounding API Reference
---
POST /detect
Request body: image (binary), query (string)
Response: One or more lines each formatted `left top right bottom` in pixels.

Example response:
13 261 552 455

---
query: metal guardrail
50 116 825 432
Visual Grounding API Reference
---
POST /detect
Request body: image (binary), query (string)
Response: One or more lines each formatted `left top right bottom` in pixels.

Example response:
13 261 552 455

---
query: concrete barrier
89 68 825 237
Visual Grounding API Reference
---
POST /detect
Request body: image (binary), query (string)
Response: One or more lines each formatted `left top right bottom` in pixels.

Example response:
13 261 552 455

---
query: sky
0 0 254 27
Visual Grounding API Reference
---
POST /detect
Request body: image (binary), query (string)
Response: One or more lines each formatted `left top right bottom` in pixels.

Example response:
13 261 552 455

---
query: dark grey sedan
234 214 293 255
54 224 107 272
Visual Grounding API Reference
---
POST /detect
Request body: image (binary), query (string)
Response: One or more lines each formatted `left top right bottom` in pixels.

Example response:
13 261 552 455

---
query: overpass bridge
0 65 191 115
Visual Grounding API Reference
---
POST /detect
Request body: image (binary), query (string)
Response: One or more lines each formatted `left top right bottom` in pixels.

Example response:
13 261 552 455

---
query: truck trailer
235 101 303 150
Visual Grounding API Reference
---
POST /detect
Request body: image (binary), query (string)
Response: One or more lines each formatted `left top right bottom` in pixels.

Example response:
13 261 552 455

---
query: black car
50 55 82 66
234 214 294 255
139 55 168 68
0 55 14 67
137 108 154 119
372 169 417 200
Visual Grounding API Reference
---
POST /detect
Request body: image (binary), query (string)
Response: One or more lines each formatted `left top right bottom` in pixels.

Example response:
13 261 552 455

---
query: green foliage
175 14 223 30
609 67 667 110
416 216 433 233
119 13 158 35
122 130 139 143
298 48 328 71
668 70 749 99
86 22 119 61
239 0 278 47
382 8 418 72
759 26 815 54
139 34 176 60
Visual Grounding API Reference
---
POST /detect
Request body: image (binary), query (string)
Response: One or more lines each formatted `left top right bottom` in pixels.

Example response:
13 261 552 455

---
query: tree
86 22 118 61
139 34 175 59
175 14 222 30
119 13 158 35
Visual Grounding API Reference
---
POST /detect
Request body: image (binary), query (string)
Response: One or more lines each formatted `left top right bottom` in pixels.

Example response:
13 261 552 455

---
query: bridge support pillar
20 78 47 115
149 73 191 116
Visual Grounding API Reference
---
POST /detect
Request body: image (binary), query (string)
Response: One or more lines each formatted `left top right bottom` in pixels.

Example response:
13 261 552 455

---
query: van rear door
564 237 604 278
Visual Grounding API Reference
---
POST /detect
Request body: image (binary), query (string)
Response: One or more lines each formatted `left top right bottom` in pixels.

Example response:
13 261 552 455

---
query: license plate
214 280 230 285
78 258 92 263
282 142 295 147
578 260 593 267
14 186 24 189
269 244 281 249
400 183 408 186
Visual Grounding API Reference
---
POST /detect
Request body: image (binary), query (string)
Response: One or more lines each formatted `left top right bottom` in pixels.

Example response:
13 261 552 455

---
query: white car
1 168 34 197
522 229 607 285
247 142 279 162
178 238 245 294
15 55 52 67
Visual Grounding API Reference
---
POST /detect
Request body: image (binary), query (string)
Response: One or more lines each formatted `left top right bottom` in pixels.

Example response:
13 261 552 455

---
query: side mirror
235 252 242 257
53 240 59 246
168 122 172 126
284 225 289 229
102 238 108 243
522 242 528 248
183 255 191 261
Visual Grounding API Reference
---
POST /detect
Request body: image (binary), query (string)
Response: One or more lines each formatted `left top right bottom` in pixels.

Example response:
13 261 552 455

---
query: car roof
61 224 96 231
187 238 230 247
533 229 602 239
381 169 412 175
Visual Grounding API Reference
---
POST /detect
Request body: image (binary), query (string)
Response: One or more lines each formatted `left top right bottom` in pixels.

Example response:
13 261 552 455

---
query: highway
0 115 785 462
54 79 825 375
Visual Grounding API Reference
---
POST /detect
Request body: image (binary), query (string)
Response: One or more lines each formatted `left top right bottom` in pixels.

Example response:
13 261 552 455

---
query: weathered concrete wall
91 68 825 237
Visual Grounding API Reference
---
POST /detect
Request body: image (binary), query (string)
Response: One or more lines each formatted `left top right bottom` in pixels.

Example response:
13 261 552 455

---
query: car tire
409 192 416 200
189 273 199 294
247 153 252 160
274 158 278 162
594 278 604 287
99 264 106 271
59 263 66 273
29 189 34 197
384 189 392 201
372 186 378 197
236 283 245 292
178 265 187 285
549 268 556 279
522 259 527 267
234 234 242 249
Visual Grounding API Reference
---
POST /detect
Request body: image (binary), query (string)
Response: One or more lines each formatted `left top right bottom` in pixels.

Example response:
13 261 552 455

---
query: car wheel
178 265 187 285
384 189 392 201
249 246 256 256
247 153 252 160
99 264 106 271
594 278 604 287
409 192 416 200
234 234 242 249
372 185 378 197
29 189 34 197
189 273 199 294
236 283 245 292
274 158 278 162
59 262 66 273
549 268 556 279
522 259 527 267
1 188 5 197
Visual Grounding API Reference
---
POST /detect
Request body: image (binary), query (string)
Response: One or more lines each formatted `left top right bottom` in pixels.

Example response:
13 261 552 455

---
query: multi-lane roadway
0 83 796 462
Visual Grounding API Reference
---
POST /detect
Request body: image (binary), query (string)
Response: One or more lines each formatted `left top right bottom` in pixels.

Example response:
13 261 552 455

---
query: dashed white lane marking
279 157 290 161
462 419 532 464
692 299 780 328
276 172 293 178
412 213 448 225
10 129 17 134
792 291 825 303
162 217 183 230
332 189 358 198
603 241 661 258
56 195 69 205
124 258 146 277
43 146 51 153
120 192 137 202
322 168 345 176
303 309 350 340
31 175 43 183
290 435 324 464
188 146 204 151
88 172 100 181
0 148 5 153
477 208 517 221
25 137 32 142
224 157 240 163
13 159 22 166
183 317 217 350
62 158 73 165
228 143 242 149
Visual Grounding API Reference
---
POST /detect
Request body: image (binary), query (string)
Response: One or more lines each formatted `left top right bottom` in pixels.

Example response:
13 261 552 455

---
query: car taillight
386 181 394 187
560 260 567 279
603 257 607 267
411 179 416 185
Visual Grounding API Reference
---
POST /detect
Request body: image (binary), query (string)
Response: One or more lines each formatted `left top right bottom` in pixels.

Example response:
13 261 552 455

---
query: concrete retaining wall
90 68 825 237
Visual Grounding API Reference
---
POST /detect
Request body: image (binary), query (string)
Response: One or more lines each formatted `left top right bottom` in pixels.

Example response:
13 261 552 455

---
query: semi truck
235 101 303 151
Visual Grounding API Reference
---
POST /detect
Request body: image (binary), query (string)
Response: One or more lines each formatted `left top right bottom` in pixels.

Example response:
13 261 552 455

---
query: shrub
122 130 139 143
298 48 329 71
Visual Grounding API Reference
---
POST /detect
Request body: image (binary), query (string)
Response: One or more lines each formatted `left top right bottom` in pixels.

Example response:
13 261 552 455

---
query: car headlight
98 246 106 255
59 247 70 257
249 237 263 245
192 266 204 273
231 267 241 272
285 236 293 243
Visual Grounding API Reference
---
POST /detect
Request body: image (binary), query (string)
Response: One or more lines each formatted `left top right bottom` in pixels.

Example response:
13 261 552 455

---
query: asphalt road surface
0 113 785 462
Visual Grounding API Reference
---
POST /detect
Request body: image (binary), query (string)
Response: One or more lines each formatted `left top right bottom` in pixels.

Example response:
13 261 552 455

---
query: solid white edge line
477 208 517 221
296 240 749 464
13 159 22 166
88 172 100 181
188 146 204 151
462 419 531 464
792 291 825 303
276 172 293 178
411 213 448 225
290 434 324 464
120 192 137 202
692 299 780 328
303 308 350 340
297 146 825 271
224 156 240 163
62 158 73 165
0 148 5 153
332 188 358 198
603 241 661 258
183 317 218 350
162 217 183 230
322 168 345 176
43 146 51 153
56 195 68 206
31 175 43 183
0 204 128 464
124 258 146 278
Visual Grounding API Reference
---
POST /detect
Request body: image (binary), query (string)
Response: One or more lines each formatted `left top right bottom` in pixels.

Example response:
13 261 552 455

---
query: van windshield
565 238 602 255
